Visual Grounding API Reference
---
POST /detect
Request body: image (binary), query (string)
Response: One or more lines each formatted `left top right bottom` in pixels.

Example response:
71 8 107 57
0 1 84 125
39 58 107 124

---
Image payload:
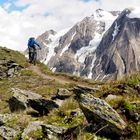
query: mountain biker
28 37 41 65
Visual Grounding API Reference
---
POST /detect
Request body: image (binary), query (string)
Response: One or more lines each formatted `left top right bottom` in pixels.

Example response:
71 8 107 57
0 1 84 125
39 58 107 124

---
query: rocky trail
28 65 70 84
28 64 97 89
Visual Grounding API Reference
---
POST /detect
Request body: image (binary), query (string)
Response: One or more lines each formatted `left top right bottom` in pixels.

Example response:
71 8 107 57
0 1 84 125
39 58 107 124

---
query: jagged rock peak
110 11 121 16
39 29 56 36
91 8 118 20
38 29 57 41
95 8 107 17
126 6 140 18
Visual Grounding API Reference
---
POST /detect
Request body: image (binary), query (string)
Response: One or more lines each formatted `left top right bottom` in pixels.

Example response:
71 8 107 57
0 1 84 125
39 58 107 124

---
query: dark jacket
28 38 41 49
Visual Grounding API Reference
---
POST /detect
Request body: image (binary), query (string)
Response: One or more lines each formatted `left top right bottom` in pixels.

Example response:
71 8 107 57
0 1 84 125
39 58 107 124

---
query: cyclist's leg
29 48 34 63
32 48 37 65
31 52 34 64
29 48 32 63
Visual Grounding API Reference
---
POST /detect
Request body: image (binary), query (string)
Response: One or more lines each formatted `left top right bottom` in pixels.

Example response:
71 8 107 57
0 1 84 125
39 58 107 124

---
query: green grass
41 98 85 129
27 129 45 140
59 97 79 114
120 73 140 87
37 61 100 88
0 47 140 140
0 47 28 68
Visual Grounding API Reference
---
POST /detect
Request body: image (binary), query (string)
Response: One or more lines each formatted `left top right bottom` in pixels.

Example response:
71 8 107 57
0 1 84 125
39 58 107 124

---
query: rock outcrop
0 126 17 140
0 114 14 126
0 60 23 79
72 85 99 94
28 99 59 115
22 121 78 140
8 88 42 112
21 121 44 140
76 93 127 138
52 88 72 100
42 124 77 140
8 88 59 115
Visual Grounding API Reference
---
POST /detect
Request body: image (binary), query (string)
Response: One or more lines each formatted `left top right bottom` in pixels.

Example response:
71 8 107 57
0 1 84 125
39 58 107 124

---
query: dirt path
28 65 98 89
28 65 71 85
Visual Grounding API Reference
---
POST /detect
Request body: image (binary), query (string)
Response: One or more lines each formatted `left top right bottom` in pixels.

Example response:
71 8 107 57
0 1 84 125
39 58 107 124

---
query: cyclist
27 37 41 65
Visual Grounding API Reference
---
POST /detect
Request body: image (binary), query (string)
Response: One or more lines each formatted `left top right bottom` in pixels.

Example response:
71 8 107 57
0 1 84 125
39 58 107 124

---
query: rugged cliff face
38 7 140 81
37 30 57 61
37 9 118 78
85 8 140 81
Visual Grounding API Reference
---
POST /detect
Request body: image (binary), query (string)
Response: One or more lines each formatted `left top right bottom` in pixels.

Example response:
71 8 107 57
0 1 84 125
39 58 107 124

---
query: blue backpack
28 37 35 48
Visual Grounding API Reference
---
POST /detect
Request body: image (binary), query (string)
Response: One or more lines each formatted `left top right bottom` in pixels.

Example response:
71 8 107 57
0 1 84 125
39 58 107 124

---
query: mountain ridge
37 7 140 81
37 9 118 80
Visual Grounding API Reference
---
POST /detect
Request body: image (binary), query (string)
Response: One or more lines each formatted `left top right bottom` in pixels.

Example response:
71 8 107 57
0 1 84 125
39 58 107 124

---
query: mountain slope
37 9 118 77
0 47 139 140
87 8 140 81
38 8 140 81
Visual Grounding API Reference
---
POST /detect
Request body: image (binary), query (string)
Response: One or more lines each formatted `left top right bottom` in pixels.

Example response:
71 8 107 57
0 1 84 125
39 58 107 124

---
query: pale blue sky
0 0 27 12
0 0 98 50
0 0 139 51
0 0 98 12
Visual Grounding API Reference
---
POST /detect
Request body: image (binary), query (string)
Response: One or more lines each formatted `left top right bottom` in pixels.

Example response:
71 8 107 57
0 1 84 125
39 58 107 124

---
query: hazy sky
0 0 140 51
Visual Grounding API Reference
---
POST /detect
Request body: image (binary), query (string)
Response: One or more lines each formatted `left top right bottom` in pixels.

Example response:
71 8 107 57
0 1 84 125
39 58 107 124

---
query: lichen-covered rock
72 85 99 94
8 88 42 112
0 126 17 140
51 88 72 107
22 122 78 140
76 93 127 138
21 121 44 140
42 124 77 140
52 88 72 100
28 98 59 116
105 94 122 102
0 114 14 126
0 60 23 79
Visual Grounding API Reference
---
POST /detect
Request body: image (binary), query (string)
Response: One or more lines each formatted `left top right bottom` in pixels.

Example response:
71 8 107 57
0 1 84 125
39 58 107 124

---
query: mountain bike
29 46 39 65
30 51 37 65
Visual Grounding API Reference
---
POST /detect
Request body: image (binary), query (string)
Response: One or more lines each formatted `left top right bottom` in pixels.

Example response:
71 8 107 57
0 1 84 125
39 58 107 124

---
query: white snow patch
93 10 118 31
60 32 76 56
112 22 120 41
43 42 48 46
43 27 71 64
75 47 90 64
52 67 56 72
75 32 101 64
88 53 96 79
90 32 102 47
43 40 57 64
101 74 110 81
59 42 71 57
95 74 100 81
75 10 118 64
127 7 140 18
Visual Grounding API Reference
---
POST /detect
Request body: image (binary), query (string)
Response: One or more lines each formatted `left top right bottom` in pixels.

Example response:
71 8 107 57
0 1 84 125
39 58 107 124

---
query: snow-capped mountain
86 7 140 81
37 7 140 81
37 9 118 77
